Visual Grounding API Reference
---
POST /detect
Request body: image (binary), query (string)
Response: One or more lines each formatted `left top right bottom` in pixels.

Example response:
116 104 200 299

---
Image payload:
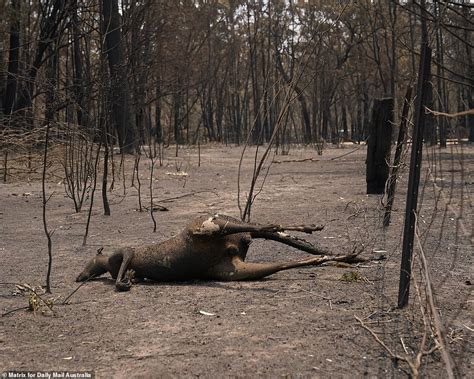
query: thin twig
424 106 474 118
156 190 217 203
61 275 96 305
2 306 29 317
41 121 53 293
354 315 407 362
414 225 456 379
329 143 366 161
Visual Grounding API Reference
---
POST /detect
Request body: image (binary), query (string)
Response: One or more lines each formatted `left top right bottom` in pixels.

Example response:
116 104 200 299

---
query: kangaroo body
76 214 355 291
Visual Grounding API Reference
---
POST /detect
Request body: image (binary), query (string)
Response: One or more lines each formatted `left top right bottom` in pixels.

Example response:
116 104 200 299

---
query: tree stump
366 98 394 194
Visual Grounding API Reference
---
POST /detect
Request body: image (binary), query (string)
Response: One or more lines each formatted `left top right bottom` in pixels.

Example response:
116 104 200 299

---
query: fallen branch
2 306 30 317
355 315 433 378
355 222 454 378
355 315 407 362
157 190 218 203
143 204 169 212
425 107 474 118
273 157 321 164
414 225 456 379
329 144 366 161
273 143 366 164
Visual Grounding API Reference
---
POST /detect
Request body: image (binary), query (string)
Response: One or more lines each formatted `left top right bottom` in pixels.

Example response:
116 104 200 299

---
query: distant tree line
0 0 473 153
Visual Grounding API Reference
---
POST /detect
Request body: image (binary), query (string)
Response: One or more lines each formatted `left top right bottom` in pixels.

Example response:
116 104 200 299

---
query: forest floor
0 144 472 378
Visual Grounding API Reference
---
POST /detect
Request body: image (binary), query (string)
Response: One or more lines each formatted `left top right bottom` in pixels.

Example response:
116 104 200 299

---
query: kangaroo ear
97 247 104 255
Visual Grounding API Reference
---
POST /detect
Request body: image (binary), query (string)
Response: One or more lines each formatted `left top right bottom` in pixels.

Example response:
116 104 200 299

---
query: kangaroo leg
207 254 358 281
114 248 135 291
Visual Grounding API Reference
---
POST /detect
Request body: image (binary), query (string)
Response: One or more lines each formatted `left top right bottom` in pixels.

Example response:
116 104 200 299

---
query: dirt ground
0 144 472 378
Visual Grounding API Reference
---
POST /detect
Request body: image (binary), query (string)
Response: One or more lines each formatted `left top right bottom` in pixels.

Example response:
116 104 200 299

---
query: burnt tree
383 87 412 227
12 0 69 115
3 0 20 115
102 0 136 153
366 98 394 194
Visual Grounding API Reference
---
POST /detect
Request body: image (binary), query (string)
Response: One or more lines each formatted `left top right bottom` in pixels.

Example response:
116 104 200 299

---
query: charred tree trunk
250 54 262 144
461 0 474 142
321 97 330 142
155 83 162 144
247 6 262 145
341 103 348 141
366 98 393 194
383 87 412 227
434 0 447 148
174 92 181 145
399 4 432 308
423 81 436 145
275 50 311 143
467 91 474 142
71 0 85 127
13 0 67 114
4 0 21 115
102 0 136 153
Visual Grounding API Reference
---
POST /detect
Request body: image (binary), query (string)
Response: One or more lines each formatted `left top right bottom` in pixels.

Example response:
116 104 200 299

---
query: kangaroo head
76 255 109 282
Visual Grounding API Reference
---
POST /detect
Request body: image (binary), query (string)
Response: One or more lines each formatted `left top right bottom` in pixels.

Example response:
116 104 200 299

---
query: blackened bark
398 7 432 308
174 91 183 144
461 0 474 141
71 0 85 127
4 0 21 115
155 83 162 143
321 97 329 141
341 104 348 140
434 0 447 147
275 51 312 143
102 0 136 153
14 0 68 113
366 98 394 194
383 86 412 227
423 81 436 145
247 6 262 145
468 92 474 142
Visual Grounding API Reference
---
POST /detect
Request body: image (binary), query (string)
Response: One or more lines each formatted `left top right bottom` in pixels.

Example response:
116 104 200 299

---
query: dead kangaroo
76 214 358 291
